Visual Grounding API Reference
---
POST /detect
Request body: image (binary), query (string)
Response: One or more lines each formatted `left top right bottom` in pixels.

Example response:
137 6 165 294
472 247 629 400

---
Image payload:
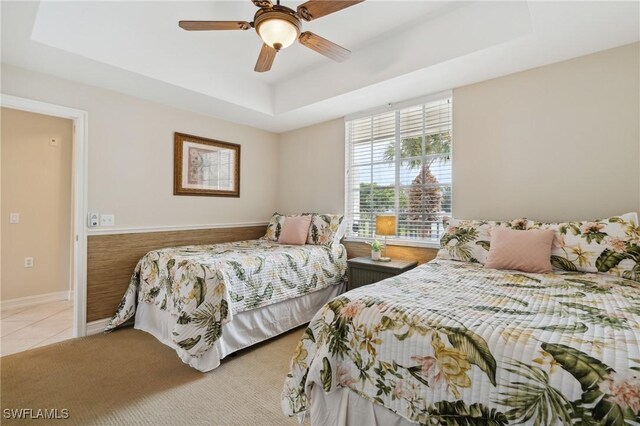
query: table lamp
375 215 396 262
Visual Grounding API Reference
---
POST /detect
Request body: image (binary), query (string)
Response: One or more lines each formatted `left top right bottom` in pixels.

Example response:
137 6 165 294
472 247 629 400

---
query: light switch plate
9 213 19 224
100 214 115 227
50 137 59 147
88 212 99 227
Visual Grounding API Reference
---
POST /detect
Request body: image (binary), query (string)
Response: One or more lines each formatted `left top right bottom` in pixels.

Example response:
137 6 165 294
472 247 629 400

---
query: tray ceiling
2 1 638 132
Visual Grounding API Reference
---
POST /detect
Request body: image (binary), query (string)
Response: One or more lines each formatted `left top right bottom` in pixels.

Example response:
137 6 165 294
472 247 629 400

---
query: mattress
282 259 640 425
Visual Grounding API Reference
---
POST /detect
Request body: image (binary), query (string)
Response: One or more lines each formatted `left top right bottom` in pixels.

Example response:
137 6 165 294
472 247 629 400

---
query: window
345 92 452 244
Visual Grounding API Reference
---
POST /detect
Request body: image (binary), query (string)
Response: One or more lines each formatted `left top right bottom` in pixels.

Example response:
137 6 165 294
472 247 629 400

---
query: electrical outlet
49 137 59 147
24 257 34 268
9 213 20 224
100 214 115 227
88 212 99 227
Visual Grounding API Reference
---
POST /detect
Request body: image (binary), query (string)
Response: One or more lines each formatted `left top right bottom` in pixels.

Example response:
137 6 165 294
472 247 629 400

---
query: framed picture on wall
174 132 240 197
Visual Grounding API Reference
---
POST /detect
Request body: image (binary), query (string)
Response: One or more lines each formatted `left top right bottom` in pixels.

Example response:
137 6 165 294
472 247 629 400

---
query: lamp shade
376 215 396 236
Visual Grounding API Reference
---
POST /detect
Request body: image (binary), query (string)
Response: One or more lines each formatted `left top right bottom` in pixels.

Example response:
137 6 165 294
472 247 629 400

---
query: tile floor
1 300 73 356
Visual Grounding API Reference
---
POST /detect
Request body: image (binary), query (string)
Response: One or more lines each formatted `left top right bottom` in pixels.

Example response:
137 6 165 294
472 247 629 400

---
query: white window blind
345 94 452 244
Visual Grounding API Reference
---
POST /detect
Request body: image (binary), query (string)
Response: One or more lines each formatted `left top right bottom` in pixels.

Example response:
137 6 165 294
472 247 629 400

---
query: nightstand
347 257 418 291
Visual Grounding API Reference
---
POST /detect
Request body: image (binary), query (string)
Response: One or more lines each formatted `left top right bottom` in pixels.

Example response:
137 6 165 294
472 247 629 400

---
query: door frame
1 94 89 337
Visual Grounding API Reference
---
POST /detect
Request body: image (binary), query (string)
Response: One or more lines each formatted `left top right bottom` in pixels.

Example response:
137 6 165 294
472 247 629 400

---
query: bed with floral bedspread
106 239 347 359
282 259 640 425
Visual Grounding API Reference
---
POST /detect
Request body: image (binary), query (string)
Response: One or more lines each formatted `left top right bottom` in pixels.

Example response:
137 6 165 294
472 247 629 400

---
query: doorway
0 95 88 352
1 108 75 355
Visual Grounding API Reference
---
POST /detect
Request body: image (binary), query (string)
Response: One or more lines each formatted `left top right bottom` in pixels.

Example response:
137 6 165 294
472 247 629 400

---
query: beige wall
452 42 639 222
278 119 345 214
1 42 638 285
1 108 73 301
278 43 640 223
1 65 280 230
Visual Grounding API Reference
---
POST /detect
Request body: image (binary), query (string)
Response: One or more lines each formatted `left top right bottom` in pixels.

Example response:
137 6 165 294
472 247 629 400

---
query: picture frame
173 132 241 197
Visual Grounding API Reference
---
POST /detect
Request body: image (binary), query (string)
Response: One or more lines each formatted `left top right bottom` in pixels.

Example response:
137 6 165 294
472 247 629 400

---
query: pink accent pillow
485 228 555 273
278 215 312 245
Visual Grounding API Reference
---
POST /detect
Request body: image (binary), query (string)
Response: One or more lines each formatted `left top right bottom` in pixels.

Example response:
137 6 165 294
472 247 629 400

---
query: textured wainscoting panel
87 226 266 322
342 241 438 265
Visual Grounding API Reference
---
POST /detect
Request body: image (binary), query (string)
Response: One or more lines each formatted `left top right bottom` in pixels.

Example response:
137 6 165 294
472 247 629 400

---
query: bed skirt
135 283 345 372
310 386 416 426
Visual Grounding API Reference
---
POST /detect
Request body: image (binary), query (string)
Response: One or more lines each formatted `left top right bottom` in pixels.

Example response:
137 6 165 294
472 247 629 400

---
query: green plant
383 132 451 238
371 240 382 252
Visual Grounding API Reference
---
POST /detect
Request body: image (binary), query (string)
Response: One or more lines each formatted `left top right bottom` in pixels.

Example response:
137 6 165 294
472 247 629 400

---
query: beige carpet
1 327 305 425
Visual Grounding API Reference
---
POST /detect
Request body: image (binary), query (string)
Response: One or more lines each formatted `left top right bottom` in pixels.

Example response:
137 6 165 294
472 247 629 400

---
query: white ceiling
2 1 639 133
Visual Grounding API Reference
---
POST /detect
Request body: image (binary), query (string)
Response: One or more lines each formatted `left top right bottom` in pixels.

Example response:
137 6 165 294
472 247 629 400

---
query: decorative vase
371 250 381 261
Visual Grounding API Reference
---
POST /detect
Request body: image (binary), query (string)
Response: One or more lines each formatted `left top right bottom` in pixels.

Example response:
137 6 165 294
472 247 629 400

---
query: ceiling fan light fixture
255 9 300 50
257 18 298 50
179 0 362 72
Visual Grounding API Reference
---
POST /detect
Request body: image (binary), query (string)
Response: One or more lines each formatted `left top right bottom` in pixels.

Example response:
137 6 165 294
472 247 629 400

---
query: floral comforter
282 260 640 425
106 239 347 358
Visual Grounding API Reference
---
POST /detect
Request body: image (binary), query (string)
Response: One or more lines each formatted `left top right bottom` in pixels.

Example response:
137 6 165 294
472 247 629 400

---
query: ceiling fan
179 0 364 72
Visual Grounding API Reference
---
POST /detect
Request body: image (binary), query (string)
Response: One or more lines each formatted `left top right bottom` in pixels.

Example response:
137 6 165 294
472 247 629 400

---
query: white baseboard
1 291 70 310
86 318 110 336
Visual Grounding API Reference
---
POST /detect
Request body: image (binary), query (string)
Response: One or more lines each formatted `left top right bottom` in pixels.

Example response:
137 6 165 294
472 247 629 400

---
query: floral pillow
263 212 312 242
529 212 640 281
437 218 529 264
307 214 344 247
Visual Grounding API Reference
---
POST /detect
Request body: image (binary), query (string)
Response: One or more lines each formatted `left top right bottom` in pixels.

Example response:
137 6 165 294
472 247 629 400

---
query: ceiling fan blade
252 0 273 7
255 43 277 72
178 21 251 31
297 0 364 21
298 32 350 62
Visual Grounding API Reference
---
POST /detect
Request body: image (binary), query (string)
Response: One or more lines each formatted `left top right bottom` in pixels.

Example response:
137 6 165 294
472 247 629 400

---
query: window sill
342 236 441 250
